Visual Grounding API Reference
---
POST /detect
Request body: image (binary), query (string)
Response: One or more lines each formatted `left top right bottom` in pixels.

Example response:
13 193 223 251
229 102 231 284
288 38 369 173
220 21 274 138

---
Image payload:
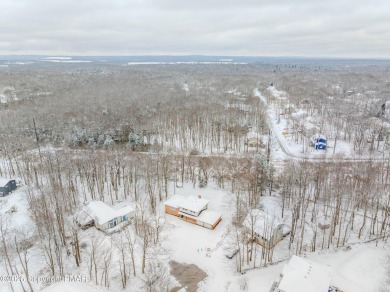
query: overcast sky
1 0 390 58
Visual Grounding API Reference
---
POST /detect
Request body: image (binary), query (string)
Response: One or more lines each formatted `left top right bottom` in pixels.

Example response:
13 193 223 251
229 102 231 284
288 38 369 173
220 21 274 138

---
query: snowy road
254 88 390 163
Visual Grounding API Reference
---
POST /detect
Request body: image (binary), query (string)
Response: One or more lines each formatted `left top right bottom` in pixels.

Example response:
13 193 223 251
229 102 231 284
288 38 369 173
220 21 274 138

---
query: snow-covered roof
0 178 12 186
179 209 222 226
164 195 187 209
89 201 117 225
178 196 209 213
74 209 94 226
75 201 134 226
278 255 331 292
243 209 281 237
196 209 222 225
316 142 327 147
165 195 209 213
116 206 134 217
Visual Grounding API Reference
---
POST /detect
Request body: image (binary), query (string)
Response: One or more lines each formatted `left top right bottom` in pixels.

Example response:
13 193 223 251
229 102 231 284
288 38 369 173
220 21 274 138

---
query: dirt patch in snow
169 260 207 292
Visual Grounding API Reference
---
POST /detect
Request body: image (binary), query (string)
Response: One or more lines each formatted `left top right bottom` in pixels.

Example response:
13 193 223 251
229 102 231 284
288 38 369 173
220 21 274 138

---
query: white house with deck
75 201 134 234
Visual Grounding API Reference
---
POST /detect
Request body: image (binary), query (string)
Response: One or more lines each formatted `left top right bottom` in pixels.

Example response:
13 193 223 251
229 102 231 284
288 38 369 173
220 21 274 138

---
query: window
108 219 118 229
122 215 127 221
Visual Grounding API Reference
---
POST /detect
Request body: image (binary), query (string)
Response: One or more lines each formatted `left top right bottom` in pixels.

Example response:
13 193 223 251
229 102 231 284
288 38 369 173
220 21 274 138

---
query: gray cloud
0 0 389 57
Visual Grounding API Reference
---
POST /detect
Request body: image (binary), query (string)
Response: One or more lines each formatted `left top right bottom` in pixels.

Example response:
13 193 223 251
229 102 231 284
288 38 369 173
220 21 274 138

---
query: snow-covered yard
0 186 34 230
162 183 238 291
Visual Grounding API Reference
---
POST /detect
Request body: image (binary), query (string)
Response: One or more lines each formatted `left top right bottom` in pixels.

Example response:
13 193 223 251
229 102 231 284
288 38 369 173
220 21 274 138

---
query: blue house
310 135 327 150
0 178 17 197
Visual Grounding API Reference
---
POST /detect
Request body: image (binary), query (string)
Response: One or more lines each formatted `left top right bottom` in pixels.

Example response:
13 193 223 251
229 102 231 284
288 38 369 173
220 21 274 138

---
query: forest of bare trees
1 61 390 291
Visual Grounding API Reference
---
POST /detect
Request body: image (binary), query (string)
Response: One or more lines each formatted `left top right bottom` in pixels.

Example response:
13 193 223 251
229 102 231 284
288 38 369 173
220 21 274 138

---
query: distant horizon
1 54 390 61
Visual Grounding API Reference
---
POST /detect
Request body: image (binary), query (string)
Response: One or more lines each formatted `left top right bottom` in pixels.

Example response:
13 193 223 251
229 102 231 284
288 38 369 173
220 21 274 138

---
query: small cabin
75 201 135 234
0 178 17 197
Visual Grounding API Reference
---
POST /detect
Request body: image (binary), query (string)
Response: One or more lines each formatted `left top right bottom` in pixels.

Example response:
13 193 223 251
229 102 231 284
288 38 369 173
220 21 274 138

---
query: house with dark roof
0 178 17 197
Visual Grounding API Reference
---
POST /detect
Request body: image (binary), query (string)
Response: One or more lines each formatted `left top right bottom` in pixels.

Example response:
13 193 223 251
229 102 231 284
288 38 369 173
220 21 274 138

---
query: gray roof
0 178 11 187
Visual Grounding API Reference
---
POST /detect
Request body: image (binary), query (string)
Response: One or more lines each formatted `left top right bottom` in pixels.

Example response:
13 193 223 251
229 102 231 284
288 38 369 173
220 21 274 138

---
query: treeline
0 64 269 154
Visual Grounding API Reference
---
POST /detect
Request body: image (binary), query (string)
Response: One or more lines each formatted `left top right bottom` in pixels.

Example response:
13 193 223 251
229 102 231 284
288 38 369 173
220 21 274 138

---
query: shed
0 178 17 197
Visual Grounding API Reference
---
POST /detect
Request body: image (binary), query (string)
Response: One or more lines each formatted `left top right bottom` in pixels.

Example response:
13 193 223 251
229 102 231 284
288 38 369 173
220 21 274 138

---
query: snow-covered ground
41 281 106 292
0 186 34 230
162 182 237 291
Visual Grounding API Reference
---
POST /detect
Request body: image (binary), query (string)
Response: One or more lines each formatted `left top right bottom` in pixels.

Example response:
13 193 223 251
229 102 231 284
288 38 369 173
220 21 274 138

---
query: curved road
255 88 389 163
